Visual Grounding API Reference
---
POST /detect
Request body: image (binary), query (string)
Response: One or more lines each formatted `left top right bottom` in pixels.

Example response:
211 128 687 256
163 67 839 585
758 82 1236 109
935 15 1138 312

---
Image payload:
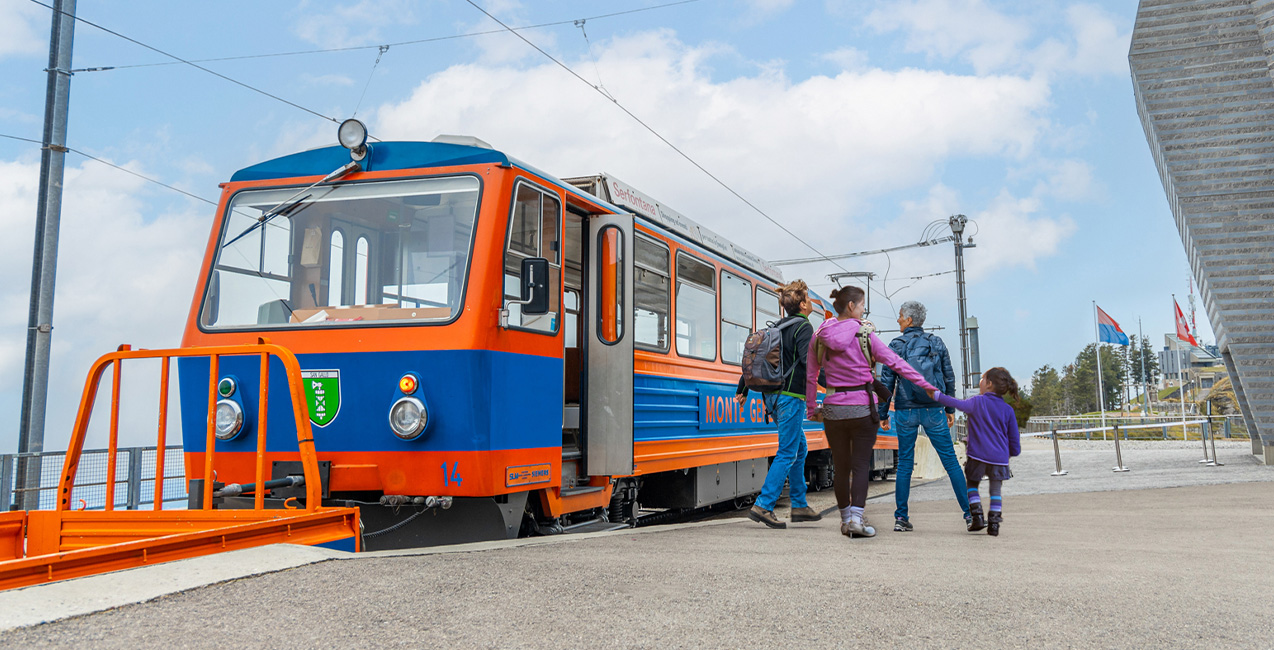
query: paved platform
2 443 1271 648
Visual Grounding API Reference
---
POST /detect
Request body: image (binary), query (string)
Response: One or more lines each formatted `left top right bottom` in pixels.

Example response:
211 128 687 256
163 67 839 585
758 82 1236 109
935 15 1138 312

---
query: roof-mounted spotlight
338 118 369 162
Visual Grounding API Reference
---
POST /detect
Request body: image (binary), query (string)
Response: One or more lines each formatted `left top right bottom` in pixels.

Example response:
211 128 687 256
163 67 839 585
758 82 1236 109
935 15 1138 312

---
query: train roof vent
432 134 494 149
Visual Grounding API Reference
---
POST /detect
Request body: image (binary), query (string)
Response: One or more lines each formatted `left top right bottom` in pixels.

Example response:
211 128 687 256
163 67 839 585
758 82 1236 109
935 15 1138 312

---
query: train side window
328 230 345 307
503 181 561 334
354 235 369 305
634 234 670 352
720 270 752 365
675 252 717 361
756 286 780 329
564 289 581 348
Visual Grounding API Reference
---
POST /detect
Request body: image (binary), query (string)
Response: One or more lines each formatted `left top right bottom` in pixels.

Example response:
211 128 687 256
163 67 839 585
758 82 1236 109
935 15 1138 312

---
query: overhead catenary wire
70 0 707 73
461 0 856 283
27 0 340 126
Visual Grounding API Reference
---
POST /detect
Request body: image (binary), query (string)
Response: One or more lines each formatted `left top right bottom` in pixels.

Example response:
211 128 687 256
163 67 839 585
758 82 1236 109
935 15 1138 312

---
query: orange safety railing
1 339 360 591
58 338 322 512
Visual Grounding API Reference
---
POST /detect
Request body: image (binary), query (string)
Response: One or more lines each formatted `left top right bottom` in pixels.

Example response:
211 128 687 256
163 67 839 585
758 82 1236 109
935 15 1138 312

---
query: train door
329 219 379 305
584 211 634 476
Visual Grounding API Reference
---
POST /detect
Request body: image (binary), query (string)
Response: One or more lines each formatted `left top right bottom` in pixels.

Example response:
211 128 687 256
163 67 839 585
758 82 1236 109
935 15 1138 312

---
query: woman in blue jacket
927 367 1021 537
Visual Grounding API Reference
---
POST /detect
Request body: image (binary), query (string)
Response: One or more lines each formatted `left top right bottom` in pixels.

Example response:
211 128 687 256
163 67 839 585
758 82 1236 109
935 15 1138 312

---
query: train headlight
389 396 427 440
214 399 244 440
338 118 368 161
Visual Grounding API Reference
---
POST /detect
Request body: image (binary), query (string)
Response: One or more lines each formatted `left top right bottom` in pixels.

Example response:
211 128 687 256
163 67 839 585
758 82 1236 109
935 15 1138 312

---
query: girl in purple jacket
928 367 1020 537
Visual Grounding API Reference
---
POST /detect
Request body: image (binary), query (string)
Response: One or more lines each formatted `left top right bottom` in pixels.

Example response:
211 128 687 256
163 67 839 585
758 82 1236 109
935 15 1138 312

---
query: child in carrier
926 367 1020 537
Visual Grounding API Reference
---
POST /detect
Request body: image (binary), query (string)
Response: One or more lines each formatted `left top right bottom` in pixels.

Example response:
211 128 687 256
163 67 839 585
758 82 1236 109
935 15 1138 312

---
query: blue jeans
756 394 808 511
893 407 969 520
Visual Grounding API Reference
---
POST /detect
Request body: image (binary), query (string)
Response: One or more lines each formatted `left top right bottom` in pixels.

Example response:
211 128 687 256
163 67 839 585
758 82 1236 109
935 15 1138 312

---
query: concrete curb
0 544 351 632
0 518 743 632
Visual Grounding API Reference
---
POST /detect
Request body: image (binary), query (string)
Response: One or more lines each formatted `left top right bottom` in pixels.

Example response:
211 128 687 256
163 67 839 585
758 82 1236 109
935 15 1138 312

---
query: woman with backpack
737 280 823 529
806 286 938 538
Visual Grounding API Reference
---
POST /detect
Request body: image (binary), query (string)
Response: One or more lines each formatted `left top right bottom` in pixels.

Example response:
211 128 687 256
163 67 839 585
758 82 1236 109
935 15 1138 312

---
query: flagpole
1093 301 1108 440
1174 294 1188 440
1138 317 1149 416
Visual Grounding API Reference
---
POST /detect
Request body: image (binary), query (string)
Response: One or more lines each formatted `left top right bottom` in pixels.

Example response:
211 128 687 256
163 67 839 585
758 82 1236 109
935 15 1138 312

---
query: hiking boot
967 503 986 532
987 511 1002 537
841 519 876 538
790 506 822 523
748 506 786 529
893 517 913 532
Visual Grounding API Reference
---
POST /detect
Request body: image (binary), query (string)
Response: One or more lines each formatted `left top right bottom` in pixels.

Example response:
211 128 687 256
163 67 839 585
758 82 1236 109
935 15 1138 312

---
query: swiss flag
1175 299 1198 347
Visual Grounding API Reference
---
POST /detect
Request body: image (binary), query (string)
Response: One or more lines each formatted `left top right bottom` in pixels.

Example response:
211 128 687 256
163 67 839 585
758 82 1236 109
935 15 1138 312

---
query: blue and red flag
1096 305 1129 346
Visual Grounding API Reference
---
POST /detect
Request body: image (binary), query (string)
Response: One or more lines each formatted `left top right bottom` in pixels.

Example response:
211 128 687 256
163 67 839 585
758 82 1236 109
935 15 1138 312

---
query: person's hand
879 417 891 431
925 388 937 399
735 393 747 406
807 409 820 421
947 413 955 428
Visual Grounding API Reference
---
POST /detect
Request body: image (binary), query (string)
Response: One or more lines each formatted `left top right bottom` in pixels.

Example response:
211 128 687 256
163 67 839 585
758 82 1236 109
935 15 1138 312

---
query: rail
1028 418 1225 475
2 446 186 512
0 340 360 591
57 340 322 511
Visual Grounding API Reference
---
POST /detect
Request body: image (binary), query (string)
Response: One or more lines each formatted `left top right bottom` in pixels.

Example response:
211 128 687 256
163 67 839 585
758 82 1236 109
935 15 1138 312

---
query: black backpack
741 318 802 392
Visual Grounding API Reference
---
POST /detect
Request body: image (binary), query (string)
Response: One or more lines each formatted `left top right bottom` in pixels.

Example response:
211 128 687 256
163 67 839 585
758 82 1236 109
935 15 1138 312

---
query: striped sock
967 488 981 505
989 496 1002 513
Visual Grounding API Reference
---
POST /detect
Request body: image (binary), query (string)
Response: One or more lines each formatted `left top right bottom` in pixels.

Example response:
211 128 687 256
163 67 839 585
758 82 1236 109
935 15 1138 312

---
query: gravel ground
5 481 1273 649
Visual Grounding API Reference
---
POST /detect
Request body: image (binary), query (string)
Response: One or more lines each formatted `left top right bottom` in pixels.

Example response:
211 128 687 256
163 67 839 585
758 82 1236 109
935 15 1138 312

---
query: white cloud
964 189 1076 278
823 47 870 71
0 159 206 452
866 0 1131 78
0 0 44 59
291 0 416 49
373 30 1052 262
866 0 1031 74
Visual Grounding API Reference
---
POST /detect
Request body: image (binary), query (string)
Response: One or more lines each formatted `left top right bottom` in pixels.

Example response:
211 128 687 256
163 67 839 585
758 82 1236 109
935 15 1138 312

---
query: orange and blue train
179 122 873 548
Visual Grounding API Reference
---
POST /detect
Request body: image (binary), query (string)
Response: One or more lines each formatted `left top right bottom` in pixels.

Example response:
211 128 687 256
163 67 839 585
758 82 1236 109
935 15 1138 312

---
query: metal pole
1112 424 1130 472
1092 302 1108 441
950 214 970 396
0 455 12 511
1173 296 1188 443
16 0 77 512
1050 428 1068 476
1208 415 1223 467
1138 318 1149 416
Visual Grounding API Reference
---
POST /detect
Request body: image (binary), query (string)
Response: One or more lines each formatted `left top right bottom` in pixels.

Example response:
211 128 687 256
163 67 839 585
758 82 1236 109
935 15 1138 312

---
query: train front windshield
200 176 480 329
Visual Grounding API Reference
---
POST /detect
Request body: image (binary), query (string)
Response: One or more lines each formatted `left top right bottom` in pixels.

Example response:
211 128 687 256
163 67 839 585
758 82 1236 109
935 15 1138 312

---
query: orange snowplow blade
0 507 359 591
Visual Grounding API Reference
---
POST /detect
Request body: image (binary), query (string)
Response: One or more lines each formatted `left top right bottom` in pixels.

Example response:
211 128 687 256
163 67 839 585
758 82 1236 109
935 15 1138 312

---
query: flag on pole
1174 299 1198 347
1096 305 1129 346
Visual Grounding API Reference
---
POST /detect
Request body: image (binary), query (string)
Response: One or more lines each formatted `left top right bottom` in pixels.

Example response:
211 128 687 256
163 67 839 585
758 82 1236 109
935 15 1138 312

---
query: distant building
1159 335 1224 394
1132 1 1274 463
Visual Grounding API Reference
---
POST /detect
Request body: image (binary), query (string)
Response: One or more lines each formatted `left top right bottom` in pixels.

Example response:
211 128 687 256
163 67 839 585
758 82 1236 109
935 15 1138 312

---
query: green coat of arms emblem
301 370 341 427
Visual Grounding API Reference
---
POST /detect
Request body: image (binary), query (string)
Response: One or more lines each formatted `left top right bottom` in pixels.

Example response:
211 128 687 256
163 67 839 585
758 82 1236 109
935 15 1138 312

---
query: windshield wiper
222 160 361 249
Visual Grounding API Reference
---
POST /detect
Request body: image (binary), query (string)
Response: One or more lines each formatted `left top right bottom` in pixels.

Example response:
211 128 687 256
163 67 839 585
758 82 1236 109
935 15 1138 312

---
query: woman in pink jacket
806 286 937 538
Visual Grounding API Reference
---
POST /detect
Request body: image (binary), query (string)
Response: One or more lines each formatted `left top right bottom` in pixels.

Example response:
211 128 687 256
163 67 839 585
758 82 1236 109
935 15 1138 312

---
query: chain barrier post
1112 424 1130 472
126 447 142 509
1050 427 1068 476
1198 419 1212 464
1207 416 1223 467
1162 424 1167 440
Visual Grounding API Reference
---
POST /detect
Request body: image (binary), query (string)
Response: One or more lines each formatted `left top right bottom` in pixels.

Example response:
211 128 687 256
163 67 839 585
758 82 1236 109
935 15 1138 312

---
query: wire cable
71 0 706 73
2 131 219 206
463 0 853 280
27 0 339 125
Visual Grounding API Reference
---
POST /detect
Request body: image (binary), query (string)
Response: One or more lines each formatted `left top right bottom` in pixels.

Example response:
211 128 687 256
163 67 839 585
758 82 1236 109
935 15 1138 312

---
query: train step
560 486 605 497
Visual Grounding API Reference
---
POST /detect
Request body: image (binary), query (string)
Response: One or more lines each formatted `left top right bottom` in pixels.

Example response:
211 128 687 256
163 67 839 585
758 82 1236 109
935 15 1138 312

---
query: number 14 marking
442 462 462 486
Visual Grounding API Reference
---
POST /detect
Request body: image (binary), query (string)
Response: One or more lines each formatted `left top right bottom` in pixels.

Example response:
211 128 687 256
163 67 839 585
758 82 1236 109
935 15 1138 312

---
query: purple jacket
934 391 1020 465
805 318 935 418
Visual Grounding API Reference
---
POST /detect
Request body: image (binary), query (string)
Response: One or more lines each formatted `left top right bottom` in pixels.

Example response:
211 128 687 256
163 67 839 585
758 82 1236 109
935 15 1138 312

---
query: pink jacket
805 318 936 418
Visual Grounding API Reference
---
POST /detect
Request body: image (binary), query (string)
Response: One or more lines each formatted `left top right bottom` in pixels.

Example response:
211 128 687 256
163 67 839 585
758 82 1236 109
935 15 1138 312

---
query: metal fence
2 446 187 512
1023 415 1247 440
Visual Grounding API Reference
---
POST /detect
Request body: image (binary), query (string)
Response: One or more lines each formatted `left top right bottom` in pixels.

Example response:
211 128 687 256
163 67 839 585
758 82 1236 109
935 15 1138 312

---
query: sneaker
790 506 823 522
748 505 786 529
893 517 913 532
841 519 876 538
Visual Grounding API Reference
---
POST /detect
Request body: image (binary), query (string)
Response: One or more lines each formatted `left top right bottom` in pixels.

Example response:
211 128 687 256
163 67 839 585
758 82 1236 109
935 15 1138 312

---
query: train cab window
200 175 480 329
327 230 344 307
634 234 670 352
675 253 717 361
503 181 562 334
756 286 780 329
720 271 752 365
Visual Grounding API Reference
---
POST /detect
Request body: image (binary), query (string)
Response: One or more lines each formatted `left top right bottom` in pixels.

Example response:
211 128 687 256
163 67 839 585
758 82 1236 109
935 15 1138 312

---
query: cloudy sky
0 0 1197 452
